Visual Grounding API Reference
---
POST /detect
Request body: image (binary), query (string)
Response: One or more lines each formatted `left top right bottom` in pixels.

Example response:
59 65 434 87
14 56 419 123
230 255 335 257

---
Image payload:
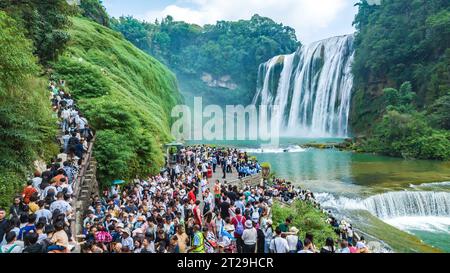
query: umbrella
112 179 125 185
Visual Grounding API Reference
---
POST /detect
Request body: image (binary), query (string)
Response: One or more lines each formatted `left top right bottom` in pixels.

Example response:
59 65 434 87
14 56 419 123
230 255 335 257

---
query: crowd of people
77 146 370 254
0 80 93 253
0 79 370 254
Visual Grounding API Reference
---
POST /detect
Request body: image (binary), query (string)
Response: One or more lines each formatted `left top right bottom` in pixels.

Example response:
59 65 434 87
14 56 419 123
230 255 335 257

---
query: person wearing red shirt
22 180 38 204
188 187 196 203
231 208 246 253
193 200 202 227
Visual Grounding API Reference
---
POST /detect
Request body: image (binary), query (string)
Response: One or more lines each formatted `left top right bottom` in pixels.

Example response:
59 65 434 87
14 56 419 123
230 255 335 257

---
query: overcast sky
103 0 359 44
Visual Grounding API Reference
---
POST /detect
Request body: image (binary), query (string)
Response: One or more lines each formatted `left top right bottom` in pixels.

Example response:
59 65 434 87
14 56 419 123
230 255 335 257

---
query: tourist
231 208 246 253
0 232 23 253
263 219 273 253
9 196 26 219
278 217 291 233
269 227 289 253
49 221 69 253
175 224 189 253
242 220 257 253
193 200 202 227
338 239 351 253
356 236 370 253
305 233 318 253
187 225 205 253
256 224 266 253
120 228 134 251
22 233 45 253
298 239 314 253
0 208 7 243
286 226 300 253
320 237 336 253
18 214 37 240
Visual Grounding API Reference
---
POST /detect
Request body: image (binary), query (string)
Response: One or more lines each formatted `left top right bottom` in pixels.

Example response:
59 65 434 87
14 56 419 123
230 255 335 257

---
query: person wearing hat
263 219 273 253
121 228 134 251
286 226 300 253
241 220 257 253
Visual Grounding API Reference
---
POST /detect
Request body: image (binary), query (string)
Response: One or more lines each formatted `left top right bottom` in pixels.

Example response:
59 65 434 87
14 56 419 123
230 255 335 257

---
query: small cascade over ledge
317 191 450 219
252 34 355 137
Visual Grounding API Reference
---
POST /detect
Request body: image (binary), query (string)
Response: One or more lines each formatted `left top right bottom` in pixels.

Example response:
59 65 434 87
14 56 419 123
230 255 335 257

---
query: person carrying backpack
231 208 246 253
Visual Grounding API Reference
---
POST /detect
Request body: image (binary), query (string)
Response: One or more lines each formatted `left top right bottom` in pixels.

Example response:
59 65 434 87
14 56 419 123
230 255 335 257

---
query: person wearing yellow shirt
28 194 39 214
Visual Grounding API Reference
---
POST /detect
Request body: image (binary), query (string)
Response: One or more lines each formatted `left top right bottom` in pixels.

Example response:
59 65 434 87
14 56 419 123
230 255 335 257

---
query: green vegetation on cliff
111 15 299 105
355 81 450 160
53 17 182 187
0 0 73 64
0 11 58 207
351 0 450 160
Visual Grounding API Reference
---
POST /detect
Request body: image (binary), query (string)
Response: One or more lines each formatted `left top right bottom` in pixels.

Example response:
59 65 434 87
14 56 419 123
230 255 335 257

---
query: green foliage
272 201 338 249
363 110 450 160
351 0 450 133
0 11 38 91
427 93 450 130
1 0 72 64
384 82 416 113
79 0 110 27
53 56 110 98
53 17 181 188
111 14 300 105
0 11 58 208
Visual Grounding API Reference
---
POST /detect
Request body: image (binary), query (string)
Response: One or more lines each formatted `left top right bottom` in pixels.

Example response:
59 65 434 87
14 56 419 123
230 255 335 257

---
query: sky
103 0 359 44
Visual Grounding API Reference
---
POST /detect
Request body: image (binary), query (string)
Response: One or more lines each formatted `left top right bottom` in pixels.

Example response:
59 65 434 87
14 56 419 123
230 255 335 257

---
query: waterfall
317 191 450 219
253 34 355 137
363 191 450 219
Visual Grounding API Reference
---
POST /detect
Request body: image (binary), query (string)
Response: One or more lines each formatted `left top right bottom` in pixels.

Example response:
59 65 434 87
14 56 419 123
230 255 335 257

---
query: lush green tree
111 14 300 105
110 16 151 50
351 0 450 133
0 11 57 207
0 0 72 64
427 93 450 130
79 0 110 27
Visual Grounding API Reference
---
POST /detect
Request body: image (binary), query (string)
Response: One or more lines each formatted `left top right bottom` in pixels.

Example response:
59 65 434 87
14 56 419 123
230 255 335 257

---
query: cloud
141 0 357 44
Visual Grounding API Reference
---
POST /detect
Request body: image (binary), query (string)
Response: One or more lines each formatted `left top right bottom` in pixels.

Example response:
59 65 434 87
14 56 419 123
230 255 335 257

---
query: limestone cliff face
201 73 238 90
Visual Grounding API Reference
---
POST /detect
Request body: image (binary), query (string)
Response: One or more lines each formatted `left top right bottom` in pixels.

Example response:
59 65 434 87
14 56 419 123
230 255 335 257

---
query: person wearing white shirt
270 229 289 253
50 192 72 215
286 226 300 253
32 173 42 191
242 220 257 253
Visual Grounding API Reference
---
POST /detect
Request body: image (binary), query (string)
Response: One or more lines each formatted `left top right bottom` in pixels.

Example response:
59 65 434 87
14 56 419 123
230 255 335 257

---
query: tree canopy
111 14 300 105
0 11 57 207
0 0 73 64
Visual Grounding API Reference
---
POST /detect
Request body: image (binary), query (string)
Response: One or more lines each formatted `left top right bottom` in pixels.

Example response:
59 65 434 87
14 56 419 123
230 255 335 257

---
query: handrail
73 135 96 197
70 134 96 246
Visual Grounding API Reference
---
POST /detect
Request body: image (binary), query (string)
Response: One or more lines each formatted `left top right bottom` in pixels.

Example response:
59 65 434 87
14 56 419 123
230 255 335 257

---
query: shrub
272 200 337 249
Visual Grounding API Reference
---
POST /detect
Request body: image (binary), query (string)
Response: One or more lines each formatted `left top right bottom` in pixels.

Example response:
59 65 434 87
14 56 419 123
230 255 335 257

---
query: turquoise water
409 230 450 252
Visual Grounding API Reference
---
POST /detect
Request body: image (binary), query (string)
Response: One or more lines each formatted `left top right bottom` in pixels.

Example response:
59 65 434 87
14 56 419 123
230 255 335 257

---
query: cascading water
253 34 355 137
317 191 450 219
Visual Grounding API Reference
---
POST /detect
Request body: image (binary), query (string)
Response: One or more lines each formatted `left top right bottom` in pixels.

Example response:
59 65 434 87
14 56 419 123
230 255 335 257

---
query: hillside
0 11 59 208
350 0 450 160
53 17 182 186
